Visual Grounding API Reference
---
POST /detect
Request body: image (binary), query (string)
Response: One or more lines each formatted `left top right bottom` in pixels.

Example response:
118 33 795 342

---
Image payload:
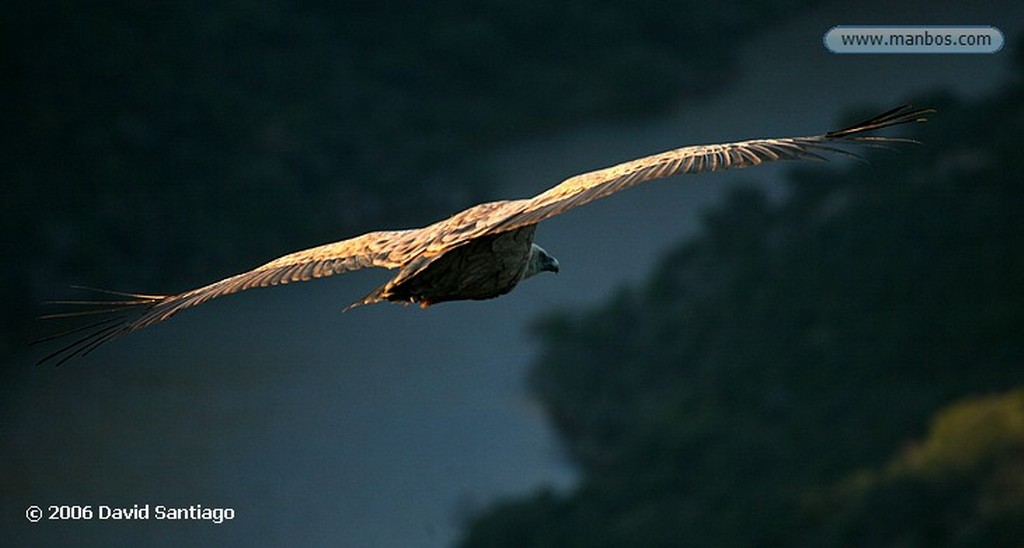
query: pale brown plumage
36 105 932 365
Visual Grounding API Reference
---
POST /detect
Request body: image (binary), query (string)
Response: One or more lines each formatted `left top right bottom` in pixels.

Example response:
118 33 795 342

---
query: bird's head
523 244 560 279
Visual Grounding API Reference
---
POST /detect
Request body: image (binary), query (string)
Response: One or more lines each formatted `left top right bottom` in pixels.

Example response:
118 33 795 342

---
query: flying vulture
36 105 932 364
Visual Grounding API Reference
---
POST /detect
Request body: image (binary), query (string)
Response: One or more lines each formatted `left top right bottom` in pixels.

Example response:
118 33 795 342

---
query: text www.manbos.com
824 26 1004 54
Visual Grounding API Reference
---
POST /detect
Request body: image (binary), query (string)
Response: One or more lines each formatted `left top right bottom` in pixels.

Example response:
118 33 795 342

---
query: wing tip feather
825 105 934 139
33 287 170 366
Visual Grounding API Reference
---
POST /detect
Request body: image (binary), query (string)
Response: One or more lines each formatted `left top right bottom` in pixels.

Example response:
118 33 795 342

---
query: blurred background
3 0 1023 546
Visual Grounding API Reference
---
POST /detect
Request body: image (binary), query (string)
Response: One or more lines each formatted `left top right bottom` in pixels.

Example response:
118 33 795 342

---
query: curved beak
546 256 560 275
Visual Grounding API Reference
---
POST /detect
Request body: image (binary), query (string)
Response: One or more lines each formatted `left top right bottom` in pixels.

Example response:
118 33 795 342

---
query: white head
523 244 560 280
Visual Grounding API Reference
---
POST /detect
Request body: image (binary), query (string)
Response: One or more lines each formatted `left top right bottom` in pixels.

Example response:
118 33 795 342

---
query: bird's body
37 105 933 365
357 225 550 308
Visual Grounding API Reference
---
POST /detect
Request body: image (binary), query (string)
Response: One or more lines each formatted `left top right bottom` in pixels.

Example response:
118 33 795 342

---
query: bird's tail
344 284 388 312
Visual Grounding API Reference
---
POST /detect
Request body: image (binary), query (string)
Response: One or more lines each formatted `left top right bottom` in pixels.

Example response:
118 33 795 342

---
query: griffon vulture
36 105 932 364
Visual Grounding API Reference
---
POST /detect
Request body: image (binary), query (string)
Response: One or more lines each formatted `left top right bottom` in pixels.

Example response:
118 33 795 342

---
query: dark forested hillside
460 49 1024 547
2 0 815 356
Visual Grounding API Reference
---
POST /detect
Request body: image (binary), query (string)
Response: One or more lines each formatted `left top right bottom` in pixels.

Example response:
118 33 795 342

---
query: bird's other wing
486 105 933 233
35 229 420 365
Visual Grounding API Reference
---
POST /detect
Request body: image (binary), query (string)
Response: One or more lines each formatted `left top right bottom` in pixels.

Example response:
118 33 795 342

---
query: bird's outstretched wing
35 199 541 365
36 229 420 365
484 105 933 234
36 105 932 364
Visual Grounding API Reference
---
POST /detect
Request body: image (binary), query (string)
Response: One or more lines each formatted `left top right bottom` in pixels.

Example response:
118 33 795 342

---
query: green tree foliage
460 50 1024 548
819 389 1024 546
2 0 816 354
